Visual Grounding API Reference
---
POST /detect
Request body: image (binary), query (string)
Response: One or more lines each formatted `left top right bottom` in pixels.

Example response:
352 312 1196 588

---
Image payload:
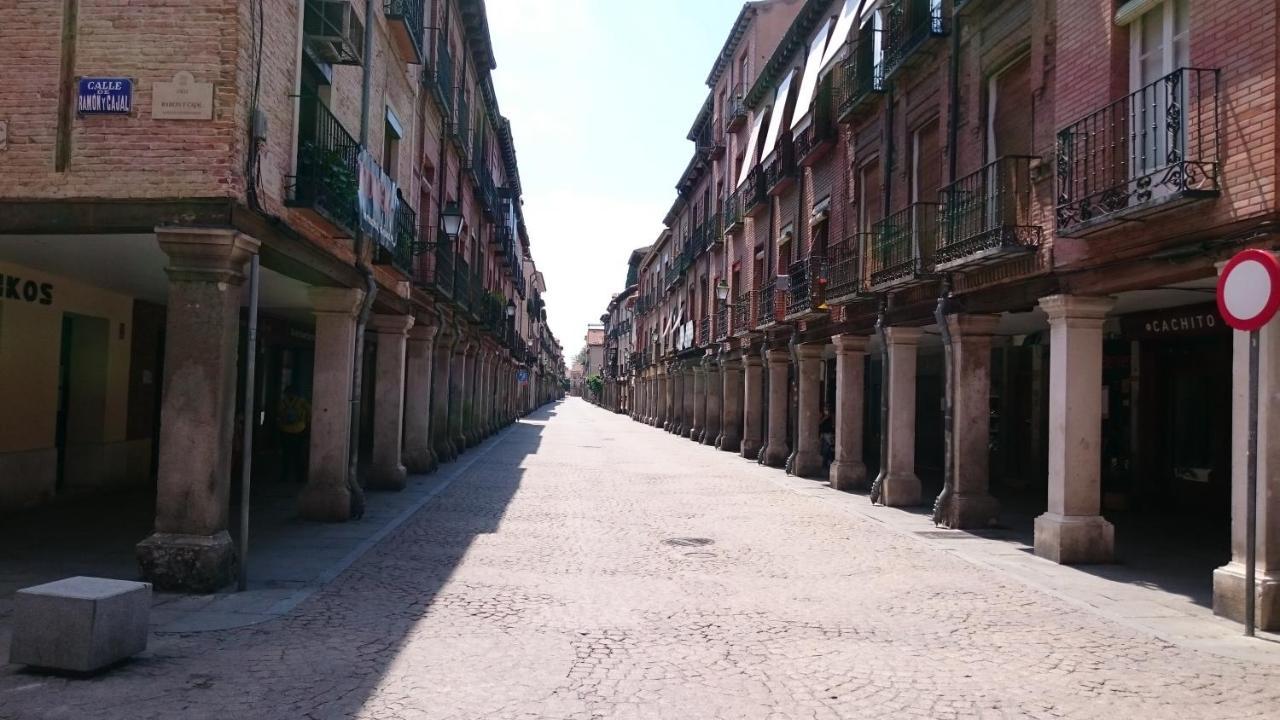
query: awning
819 0 866 71
735 111 767 188
759 69 796 160
791 18 834 131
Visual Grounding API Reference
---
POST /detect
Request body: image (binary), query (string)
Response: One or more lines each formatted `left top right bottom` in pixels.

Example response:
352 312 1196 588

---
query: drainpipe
932 15 963 526
344 0 380 520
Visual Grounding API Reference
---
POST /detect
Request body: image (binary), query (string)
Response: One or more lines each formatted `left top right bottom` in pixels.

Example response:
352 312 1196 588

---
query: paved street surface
4 398 1280 719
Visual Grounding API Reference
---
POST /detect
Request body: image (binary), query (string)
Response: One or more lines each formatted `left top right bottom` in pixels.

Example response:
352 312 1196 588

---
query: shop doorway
55 313 109 492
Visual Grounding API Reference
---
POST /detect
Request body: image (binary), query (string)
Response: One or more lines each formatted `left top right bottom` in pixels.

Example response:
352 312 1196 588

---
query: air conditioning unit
304 0 365 66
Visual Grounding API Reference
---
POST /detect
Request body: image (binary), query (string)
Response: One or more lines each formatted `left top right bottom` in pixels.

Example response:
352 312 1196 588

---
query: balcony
784 255 830 321
714 305 729 341
936 155 1042 271
1056 67 1220 238
732 293 754 336
762 143 797 197
742 165 768 215
723 192 743 232
426 238 454 297
374 191 415 277
697 315 711 347
450 93 470 157
690 223 706 257
384 0 425 64
883 0 949 81
289 95 359 236
453 256 471 314
836 39 884 124
725 83 748 132
867 202 940 292
754 281 782 330
705 214 723 246
427 35 453 113
793 77 835 166
695 123 725 161
825 237 867 305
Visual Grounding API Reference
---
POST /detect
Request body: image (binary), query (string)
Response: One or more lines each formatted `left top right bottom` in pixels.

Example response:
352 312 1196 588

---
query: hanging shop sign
1119 303 1227 340
152 71 214 120
77 78 133 115
357 149 398 253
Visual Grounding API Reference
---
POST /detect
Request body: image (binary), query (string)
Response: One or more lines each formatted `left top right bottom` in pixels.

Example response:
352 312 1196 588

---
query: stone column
690 362 707 441
792 342 827 478
403 320 438 474
682 364 697 438
479 350 493 437
719 354 743 452
297 286 365 522
136 228 258 592
668 365 683 433
432 324 457 463
465 343 481 446
878 326 922 506
449 338 471 454
741 351 764 459
1216 302 1280 629
761 346 791 468
830 334 868 492
366 314 414 491
942 314 1001 528
703 356 722 446
1035 295 1115 564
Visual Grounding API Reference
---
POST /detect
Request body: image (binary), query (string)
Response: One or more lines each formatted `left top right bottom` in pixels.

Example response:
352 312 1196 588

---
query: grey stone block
9 576 150 673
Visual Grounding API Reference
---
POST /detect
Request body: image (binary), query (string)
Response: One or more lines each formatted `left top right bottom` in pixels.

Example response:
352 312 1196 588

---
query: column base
761 443 789 468
435 439 457 463
718 434 741 453
403 447 438 475
943 492 1001 529
829 460 867 492
792 451 825 479
1213 562 1280 631
740 439 761 460
298 481 352 522
702 429 719 447
879 472 921 507
681 425 694 438
366 463 408 492
136 531 234 593
1033 512 1114 564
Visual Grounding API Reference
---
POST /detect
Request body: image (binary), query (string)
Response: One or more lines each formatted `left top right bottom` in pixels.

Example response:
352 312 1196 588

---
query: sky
486 0 745 362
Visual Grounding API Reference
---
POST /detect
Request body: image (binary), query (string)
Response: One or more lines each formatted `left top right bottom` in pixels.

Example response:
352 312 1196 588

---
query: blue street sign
77 78 133 115
517 369 529 384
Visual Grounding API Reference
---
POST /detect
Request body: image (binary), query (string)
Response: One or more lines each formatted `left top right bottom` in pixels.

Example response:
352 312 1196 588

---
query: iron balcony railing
868 202 940 292
742 165 767 214
453 256 471 313
723 191 743 232
732 292 754 336
384 0 425 64
825 237 867 304
374 190 415 277
762 143 796 196
691 223 705 256
793 76 835 165
883 0 948 80
430 237 454 296
697 315 711 347
695 122 724 159
451 92 470 157
725 83 748 132
432 35 453 113
1056 67 1220 236
665 263 681 290
785 255 829 319
714 305 729 341
835 37 885 123
705 213 722 246
755 280 781 329
289 94 360 235
937 155 1042 270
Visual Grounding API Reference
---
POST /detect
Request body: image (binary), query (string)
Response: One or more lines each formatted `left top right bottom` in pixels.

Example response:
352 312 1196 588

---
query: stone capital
832 333 869 354
409 322 439 342
883 326 923 346
1038 294 1115 325
309 287 365 316
369 313 415 335
946 313 1002 339
796 342 828 360
156 226 259 285
765 347 791 366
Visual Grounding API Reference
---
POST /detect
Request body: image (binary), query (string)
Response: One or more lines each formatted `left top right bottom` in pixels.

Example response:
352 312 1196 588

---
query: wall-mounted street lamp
505 299 516 318
440 201 464 240
715 279 730 302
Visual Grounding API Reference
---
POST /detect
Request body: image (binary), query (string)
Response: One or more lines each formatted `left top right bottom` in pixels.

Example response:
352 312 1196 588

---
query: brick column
741 351 764 460
1035 295 1115 563
830 334 868 492
432 323 458 463
403 320 438 474
690 362 707 441
703 356 722 446
366 314 414 491
942 314 1002 528
878 326 922 506
298 286 365 522
136 228 258 592
761 346 791 468
719 354 743 453
792 342 827 478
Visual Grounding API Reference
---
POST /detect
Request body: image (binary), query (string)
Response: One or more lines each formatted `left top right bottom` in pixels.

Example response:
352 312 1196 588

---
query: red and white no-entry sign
1218 249 1280 332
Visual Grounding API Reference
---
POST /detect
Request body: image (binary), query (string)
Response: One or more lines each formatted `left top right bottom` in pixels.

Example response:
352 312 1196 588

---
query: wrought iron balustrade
289 94 360 235
883 0 948 79
374 191 415 277
785 255 829 319
825 238 866 304
714 305 729 341
453 257 471 312
451 93 470 156
384 0 425 64
742 166 767 213
762 144 797 196
723 192 743 232
732 293 754 336
868 202 941 292
725 83 748 132
1055 67 1220 236
431 36 453 112
755 281 781 329
937 155 1042 270
793 77 835 165
697 316 711 347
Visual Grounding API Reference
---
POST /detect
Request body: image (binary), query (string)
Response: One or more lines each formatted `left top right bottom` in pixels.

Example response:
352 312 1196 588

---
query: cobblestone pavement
4 398 1280 719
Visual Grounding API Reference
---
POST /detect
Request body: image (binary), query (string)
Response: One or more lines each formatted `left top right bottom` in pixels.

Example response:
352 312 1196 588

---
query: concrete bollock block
9 576 150 673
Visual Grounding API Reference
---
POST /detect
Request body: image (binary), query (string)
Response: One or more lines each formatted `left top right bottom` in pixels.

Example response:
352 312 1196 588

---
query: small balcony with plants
825 235 868 305
725 83 748 132
867 202 940 292
1055 67 1220 238
936 155 1043 271
784 254 830 321
793 76 835 166
883 0 949 81
384 0 425 64
288 94 360 236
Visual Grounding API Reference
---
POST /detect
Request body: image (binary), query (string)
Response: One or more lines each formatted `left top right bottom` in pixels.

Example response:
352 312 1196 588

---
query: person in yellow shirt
277 385 310 484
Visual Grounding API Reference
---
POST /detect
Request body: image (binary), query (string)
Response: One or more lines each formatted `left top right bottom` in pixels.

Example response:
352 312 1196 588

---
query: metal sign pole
1245 329 1259 637
238 254 260 593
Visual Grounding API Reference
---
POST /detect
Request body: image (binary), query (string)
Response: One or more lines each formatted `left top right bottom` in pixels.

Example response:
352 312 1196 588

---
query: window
383 107 404 182
858 160 881 233
1127 0 1189 175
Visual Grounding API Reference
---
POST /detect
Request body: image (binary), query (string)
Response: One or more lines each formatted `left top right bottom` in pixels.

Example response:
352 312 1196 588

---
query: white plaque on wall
152 72 214 120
